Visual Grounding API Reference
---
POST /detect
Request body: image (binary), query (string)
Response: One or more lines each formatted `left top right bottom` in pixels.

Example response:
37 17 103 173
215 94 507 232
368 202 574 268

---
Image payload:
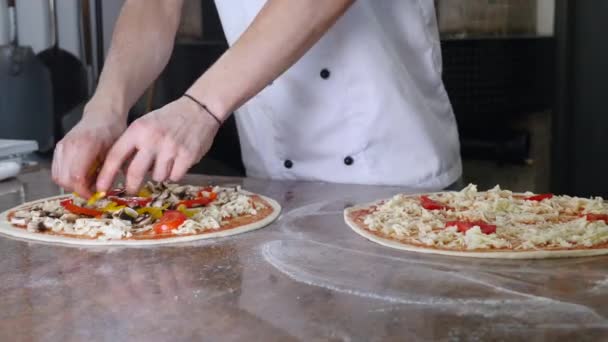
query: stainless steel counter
1 169 608 341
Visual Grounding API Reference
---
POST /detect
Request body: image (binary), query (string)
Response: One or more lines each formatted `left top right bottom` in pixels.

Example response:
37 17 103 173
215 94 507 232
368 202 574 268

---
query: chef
52 0 462 197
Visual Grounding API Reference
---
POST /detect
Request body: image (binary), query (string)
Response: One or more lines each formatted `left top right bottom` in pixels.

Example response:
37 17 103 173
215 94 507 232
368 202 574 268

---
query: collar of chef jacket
214 0 462 191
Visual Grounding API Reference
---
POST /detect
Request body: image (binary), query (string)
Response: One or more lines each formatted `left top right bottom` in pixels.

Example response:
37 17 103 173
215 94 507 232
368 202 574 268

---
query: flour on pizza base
345 184 608 259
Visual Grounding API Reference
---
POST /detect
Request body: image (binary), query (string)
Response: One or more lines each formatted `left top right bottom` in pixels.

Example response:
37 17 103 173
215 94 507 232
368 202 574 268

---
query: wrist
83 93 129 122
182 94 223 127
185 83 232 122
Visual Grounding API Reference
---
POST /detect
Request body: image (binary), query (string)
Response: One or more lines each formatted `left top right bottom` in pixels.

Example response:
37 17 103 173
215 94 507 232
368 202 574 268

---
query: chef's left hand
96 97 220 194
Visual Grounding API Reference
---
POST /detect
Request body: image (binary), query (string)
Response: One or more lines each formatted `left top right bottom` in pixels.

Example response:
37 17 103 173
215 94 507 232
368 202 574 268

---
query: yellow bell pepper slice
137 188 152 198
136 207 165 219
101 202 126 213
177 204 201 218
87 191 107 206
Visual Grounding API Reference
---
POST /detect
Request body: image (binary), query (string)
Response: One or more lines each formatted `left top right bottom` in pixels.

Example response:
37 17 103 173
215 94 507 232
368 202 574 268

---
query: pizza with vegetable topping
345 184 608 259
0 182 281 246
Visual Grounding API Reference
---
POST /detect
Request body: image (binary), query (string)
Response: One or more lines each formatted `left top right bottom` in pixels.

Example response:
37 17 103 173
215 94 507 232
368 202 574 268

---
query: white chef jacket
214 0 462 191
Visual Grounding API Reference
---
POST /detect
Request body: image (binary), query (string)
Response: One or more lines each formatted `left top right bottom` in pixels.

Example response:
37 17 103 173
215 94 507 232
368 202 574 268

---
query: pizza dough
0 193 281 246
345 185 608 259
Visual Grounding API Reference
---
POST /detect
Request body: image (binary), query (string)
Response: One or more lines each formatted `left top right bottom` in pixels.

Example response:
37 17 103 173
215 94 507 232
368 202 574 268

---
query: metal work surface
1 169 607 341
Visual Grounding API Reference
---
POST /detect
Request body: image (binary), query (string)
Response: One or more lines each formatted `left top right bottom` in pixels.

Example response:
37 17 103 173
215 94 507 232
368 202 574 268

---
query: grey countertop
1 169 608 341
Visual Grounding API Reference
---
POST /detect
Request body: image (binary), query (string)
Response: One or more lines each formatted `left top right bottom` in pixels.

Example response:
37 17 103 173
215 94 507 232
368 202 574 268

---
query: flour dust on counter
0 182 281 246
345 184 608 259
261 239 608 327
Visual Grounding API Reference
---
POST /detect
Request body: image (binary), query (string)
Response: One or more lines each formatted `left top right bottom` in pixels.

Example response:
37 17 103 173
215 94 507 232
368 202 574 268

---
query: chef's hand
96 96 220 194
52 110 126 198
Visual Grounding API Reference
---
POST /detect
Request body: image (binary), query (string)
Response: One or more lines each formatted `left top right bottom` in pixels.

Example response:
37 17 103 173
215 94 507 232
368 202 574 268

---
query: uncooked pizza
345 184 608 259
0 182 280 246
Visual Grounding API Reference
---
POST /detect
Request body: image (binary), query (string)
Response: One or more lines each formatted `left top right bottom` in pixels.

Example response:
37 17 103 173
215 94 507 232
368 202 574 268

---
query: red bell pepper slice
177 197 214 208
446 220 497 235
583 214 608 223
420 195 452 211
178 191 217 208
108 196 152 207
60 199 103 217
153 211 188 234
198 187 214 195
525 193 554 201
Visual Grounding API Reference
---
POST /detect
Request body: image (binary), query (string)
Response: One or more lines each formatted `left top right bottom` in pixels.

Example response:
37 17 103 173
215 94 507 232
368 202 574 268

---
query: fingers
51 142 63 185
52 140 97 198
125 149 155 194
152 142 176 182
169 150 195 182
72 177 94 199
96 134 136 192
67 152 99 198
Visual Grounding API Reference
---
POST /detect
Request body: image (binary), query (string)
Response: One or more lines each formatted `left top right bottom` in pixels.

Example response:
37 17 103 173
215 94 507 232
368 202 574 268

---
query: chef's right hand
52 108 127 198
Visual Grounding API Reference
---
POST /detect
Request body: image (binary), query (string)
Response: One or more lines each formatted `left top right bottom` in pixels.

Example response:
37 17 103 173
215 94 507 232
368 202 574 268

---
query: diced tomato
108 196 152 207
153 211 187 234
583 214 608 223
446 220 497 235
60 199 103 217
525 193 554 201
420 195 452 211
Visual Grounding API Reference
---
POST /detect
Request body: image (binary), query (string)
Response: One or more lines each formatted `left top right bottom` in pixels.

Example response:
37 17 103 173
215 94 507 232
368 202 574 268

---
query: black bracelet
183 93 223 126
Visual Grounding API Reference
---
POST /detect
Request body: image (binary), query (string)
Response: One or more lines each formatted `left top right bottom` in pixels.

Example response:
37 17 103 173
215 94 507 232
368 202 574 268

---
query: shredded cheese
11 183 265 239
361 184 608 250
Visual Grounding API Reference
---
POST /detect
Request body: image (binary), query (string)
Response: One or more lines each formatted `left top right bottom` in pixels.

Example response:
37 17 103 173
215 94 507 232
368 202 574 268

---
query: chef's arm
85 0 184 120
186 0 355 120
93 0 355 192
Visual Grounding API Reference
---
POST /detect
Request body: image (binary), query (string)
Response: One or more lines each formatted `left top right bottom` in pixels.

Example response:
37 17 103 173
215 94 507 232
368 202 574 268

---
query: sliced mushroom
151 189 171 207
146 181 159 193
164 182 178 191
171 185 187 194
173 189 188 200
115 207 139 222
26 219 44 232
43 211 62 219
133 213 153 227
38 221 50 232
167 193 180 205
61 213 79 224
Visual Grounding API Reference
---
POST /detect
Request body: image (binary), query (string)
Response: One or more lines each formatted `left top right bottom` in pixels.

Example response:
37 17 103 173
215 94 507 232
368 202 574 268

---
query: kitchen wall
537 0 555 35
438 0 554 37
0 0 123 64
2 0 555 62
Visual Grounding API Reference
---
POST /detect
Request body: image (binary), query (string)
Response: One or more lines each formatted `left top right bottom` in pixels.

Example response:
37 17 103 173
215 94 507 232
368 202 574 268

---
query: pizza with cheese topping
0 182 281 246
345 184 608 259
